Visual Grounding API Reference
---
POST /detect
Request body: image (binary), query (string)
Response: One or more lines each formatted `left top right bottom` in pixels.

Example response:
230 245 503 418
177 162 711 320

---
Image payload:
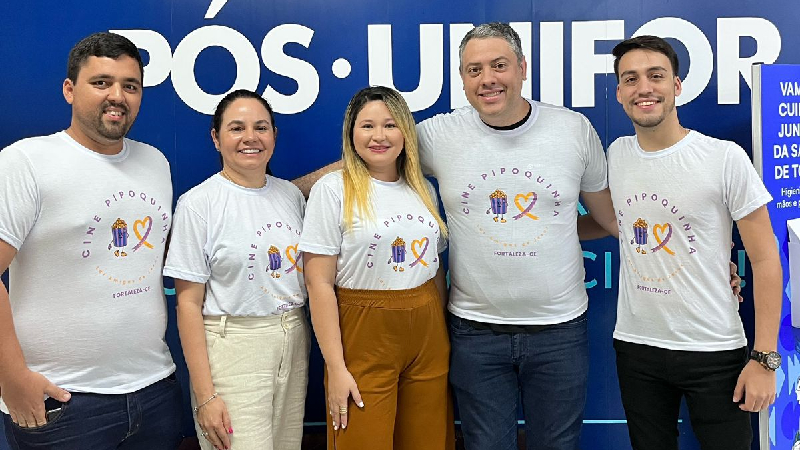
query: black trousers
614 339 752 450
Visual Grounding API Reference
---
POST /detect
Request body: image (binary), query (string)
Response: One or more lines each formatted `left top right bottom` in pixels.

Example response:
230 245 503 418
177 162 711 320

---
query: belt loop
219 315 228 338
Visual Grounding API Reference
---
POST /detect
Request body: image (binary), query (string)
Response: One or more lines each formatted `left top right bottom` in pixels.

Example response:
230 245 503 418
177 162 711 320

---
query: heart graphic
284 244 303 273
410 237 430 268
651 223 674 255
132 216 153 251
513 192 539 220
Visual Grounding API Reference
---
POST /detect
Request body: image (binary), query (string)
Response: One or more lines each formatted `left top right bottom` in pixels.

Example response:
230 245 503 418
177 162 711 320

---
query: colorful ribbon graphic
513 192 539 220
650 223 674 255
409 237 430 268
132 216 153 251
284 244 302 273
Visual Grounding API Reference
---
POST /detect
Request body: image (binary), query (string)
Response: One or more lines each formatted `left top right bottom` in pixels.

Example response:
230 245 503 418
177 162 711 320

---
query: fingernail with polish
229 428 233 434
358 401 364 407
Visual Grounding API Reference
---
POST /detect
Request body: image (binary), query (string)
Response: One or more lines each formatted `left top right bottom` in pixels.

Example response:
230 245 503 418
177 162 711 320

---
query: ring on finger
339 406 348 414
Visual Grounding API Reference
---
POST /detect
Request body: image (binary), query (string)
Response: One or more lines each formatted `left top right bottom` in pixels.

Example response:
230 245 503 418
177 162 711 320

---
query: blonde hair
341 86 447 238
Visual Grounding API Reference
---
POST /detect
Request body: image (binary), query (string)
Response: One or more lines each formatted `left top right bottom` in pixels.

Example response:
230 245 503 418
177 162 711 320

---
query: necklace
220 169 266 189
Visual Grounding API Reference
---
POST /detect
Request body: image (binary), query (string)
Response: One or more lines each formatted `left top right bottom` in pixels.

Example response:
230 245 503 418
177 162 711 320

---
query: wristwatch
750 350 781 371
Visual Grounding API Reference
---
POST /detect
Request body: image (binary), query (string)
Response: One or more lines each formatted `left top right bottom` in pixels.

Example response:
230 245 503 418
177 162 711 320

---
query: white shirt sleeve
416 119 437 177
0 145 39 250
163 197 211 283
299 176 344 256
579 116 609 193
723 143 772 220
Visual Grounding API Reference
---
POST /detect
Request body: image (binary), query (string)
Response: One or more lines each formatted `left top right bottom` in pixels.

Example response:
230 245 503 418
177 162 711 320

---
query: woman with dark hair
300 86 453 450
164 89 309 450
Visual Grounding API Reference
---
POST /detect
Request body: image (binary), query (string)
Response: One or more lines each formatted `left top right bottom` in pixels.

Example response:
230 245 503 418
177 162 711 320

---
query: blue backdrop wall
1 1 798 449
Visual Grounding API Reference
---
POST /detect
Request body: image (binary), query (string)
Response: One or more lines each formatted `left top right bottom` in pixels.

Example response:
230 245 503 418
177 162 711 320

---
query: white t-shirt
416 100 608 324
299 171 446 290
608 131 772 351
164 174 306 316
0 132 175 407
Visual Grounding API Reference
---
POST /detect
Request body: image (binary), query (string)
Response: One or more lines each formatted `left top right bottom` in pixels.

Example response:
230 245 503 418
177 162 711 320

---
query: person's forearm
0 282 27 384
308 283 347 371
751 258 782 352
577 214 612 241
292 161 343 198
177 300 217 399
579 189 619 240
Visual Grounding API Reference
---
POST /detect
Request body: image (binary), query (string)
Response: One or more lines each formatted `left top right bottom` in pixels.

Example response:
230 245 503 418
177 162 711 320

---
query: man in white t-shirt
416 23 618 450
607 35 781 450
0 33 181 450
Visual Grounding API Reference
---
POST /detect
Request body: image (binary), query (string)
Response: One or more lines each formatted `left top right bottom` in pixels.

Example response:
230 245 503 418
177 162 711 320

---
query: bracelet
193 392 218 413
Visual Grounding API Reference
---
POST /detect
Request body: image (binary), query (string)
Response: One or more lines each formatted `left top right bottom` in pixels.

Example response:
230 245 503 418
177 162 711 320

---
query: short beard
631 114 666 128
629 98 673 129
95 118 129 140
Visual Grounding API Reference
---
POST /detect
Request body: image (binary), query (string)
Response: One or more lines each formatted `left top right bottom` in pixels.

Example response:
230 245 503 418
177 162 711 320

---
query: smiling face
63 55 142 154
212 97 275 176
616 49 682 130
460 37 528 127
352 100 404 181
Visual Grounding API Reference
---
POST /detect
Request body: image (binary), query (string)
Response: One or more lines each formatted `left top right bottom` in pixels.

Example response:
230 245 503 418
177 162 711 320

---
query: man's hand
732 360 776 412
730 261 743 302
2 369 71 428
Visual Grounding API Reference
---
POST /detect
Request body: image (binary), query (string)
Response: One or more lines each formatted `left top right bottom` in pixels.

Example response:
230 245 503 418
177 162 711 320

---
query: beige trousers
193 309 310 450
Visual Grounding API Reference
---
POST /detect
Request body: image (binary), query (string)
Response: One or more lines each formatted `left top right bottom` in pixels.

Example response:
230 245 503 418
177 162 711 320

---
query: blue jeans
3 375 182 450
614 340 752 450
449 312 589 450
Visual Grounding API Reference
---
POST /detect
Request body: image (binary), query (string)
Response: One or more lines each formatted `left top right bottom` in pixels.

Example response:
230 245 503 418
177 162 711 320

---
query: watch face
766 352 782 370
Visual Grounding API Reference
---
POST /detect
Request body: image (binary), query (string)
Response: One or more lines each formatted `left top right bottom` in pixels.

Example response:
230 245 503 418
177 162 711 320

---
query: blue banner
2 1 799 448
754 64 800 450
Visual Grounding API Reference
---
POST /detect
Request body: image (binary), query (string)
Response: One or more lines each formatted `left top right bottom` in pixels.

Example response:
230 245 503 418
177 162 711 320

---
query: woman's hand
327 365 364 431
196 396 233 450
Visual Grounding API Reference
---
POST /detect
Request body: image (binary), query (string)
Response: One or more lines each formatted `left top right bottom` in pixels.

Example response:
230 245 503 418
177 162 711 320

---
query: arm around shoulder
292 160 343 199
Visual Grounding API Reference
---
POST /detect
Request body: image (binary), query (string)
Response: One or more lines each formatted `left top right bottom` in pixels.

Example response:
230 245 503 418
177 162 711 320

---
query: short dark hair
459 22 524 70
67 32 144 82
211 89 276 175
612 35 679 79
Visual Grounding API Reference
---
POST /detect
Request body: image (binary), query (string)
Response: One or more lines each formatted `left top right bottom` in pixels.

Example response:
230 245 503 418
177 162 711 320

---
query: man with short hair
414 22 617 450
0 32 181 450
607 35 780 450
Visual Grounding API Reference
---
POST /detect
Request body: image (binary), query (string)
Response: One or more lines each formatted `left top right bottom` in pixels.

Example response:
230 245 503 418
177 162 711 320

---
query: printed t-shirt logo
79 189 170 298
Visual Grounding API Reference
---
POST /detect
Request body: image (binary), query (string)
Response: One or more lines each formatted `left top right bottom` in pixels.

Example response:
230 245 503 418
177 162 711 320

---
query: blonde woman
300 86 453 450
